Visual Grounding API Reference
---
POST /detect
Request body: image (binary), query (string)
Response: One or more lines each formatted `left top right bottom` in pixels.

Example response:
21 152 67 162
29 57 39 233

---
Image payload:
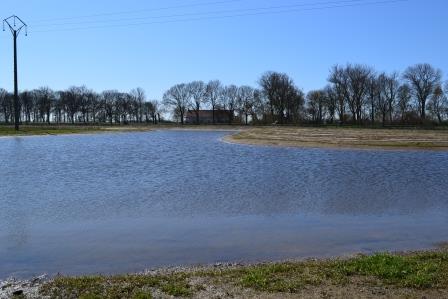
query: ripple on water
1 131 448 278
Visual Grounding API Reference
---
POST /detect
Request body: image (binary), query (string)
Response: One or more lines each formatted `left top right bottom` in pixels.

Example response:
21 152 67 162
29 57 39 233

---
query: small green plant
342 252 447 289
161 281 193 297
132 291 153 299
39 251 448 298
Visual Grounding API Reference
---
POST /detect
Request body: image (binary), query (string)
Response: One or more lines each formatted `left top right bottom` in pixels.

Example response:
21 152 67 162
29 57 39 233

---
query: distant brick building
186 110 232 124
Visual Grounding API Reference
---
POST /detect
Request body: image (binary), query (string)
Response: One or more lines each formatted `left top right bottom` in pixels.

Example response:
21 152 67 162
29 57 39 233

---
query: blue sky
0 0 446 99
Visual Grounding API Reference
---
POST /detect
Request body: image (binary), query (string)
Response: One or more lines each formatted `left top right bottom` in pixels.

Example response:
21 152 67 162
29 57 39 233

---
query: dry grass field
227 127 448 150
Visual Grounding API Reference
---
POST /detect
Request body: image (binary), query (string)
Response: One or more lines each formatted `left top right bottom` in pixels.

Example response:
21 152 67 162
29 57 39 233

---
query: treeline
162 63 447 126
310 63 447 126
1 63 447 126
163 74 303 125
0 87 161 125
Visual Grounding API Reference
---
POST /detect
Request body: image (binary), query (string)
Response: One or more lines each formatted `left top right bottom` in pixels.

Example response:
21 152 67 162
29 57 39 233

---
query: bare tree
385 72 399 123
87 91 101 123
163 84 191 125
403 63 442 121
130 87 146 123
73 86 91 123
286 86 305 124
36 87 55 124
328 65 349 124
237 86 255 125
376 73 391 126
116 92 132 124
188 81 206 124
145 100 160 124
221 85 238 124
20 90 33 124
323 85 337 124
53 92 64 123
204 80 222 124
0 89 12 123
307 90 326 124
60 87 80 124
366 75 379 125
143 100 160 124
101 90 118 124
259 71 278 122
259 71 302 124
397 84 412 123
428 85 447 123
252 89 270 124
251 89 266 124
345 64 372 124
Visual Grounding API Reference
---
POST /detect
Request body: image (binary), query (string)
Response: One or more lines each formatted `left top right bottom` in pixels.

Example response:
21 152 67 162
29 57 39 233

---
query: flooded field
1 130 448 278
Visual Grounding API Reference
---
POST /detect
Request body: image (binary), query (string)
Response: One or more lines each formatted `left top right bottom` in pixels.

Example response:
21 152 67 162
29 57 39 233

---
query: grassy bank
0 125 153 136
32 250 448 299
228 127 448 150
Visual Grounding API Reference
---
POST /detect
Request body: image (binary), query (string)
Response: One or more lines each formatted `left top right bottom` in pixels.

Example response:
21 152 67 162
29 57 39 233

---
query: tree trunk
421 100 426 121
228 110 233 125
389 106 393 124
195 102 200 124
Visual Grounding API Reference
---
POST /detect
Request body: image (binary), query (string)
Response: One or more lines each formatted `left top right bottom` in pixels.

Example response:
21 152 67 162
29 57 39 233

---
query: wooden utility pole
3 15 27 131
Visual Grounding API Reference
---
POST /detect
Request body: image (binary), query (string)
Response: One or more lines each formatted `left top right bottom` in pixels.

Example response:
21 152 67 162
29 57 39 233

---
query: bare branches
403 64 442 120
1 63 447 126
162 84 191 125
259 72 303 124
204 80 222 124
188 81 206 124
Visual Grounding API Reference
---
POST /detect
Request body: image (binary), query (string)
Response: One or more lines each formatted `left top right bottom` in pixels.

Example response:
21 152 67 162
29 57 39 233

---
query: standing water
1 130 448 278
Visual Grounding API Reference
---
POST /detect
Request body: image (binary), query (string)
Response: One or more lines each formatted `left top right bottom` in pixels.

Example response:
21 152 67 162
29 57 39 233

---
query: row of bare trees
163 63 447 126
163 73 304 125
162 80 266 125
306 63 447 125
1 63 446 126
0 86 161 125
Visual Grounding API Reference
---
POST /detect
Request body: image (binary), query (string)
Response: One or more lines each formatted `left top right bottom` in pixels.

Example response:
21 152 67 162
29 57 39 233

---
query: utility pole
3 15 27 131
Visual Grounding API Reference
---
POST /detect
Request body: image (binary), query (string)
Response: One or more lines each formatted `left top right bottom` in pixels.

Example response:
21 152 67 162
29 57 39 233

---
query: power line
31 0 410 34
30 0 244 24
31 0 371 29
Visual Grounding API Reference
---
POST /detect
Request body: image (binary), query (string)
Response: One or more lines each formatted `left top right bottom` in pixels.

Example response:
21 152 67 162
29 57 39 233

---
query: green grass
234 252 448 292
39 251 448 298
160 280 193 297
40 273 194 298
343 252 448 288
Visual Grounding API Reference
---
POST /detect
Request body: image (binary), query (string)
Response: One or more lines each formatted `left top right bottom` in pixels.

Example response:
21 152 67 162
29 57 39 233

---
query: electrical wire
30 0 244 24
31 0 410 34
31 0 372 28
